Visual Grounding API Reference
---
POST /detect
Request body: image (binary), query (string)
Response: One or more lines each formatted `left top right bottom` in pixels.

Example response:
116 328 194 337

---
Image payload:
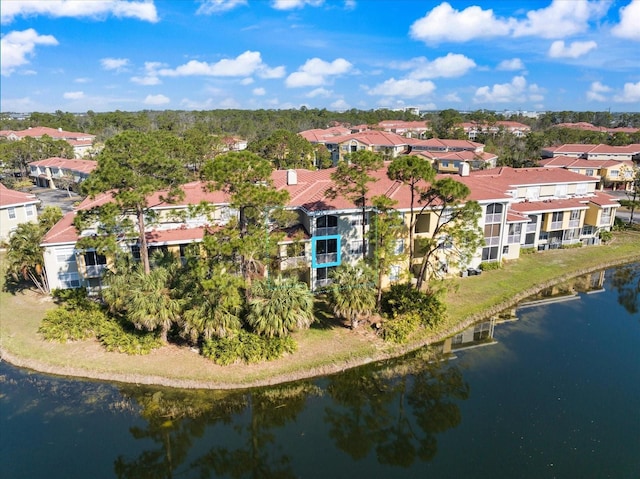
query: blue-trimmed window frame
311 234 342 268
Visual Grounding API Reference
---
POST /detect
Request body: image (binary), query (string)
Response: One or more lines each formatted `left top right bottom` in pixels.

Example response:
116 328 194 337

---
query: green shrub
599 230 613 243
202 331 297 365
479 261 501 271
381 313 420 344
39 306 107 342
520 247 536 255
39 293 107 342
380 283 446 327
96 319 163 355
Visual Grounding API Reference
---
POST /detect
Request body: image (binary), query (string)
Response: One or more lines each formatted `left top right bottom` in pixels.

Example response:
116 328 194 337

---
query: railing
315 253 338 265
84 265 107 277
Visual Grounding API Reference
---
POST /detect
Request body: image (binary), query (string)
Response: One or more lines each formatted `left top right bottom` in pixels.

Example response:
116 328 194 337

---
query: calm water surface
1 264 639 479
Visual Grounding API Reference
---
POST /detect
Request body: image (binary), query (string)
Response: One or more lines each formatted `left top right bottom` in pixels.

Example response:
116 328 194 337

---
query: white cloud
74 77 91 83
63 91 85 100
101 57 130 71
131 61 165 85
587 81 611 101
259 65 286 79
307 88 332 98
614 81 640 102
1 0 159 24
240 77 254 85
144 94 170 105
407 53 476 79
286 57 352 87
612 0 640 40
158 51 283 78
1 29 58 76
252 87 266 96
513 0 609 39
410 3 513 43
196 0 247 15
497 58 524 71
410 1 609 43
271 0 324 10
368 78 436 98
330 99 350 110
548 40 597 58
474 75 538 103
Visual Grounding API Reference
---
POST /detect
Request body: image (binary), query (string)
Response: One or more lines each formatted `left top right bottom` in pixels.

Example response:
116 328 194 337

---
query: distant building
0 127 97 158
29 157 97 190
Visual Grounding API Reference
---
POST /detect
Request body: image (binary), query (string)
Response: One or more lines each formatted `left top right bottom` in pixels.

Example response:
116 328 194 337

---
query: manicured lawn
1 230 638 389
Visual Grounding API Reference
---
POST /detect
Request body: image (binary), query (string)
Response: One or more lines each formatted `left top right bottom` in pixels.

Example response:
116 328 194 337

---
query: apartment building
40 162 619 293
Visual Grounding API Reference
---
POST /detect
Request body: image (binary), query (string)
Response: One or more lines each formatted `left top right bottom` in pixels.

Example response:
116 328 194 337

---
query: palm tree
126 267 181 343
246 277 315 338
6 222 50 294
103 264 181 343
180 272 245 342
328 264 376 329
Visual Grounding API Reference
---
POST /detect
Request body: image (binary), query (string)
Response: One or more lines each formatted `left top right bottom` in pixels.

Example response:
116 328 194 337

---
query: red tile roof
0 127 95 141
0 183 40 208
29 157 97 175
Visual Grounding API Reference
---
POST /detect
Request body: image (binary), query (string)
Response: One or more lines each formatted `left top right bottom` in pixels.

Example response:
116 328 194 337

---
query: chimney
458 162 470 177
287 169 297 185
58 127 63 132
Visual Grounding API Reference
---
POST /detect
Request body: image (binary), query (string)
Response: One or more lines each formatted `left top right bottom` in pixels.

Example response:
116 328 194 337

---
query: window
314 237 339 266
576 183 588 195
389 265 401 282
439 208 453 224
349 241 363 256
316 215 338 236
551 211 563 229
526 186 540 201
485 203 503 224
610 170 619 178
502 245 509 255
26 205 34 217
554 184 568 198
482 246 499 261
585 169 594 177
7 207 16 219
84 251 107 277
58 272 80 288
569 209 581 228
484 223 501 246
316 266 336 288
393 239 404 255
56 251 76 263
601 207 612 225
507 223 522 244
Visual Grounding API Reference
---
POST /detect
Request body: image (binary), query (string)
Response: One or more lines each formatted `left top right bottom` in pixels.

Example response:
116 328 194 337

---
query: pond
1 264 639 478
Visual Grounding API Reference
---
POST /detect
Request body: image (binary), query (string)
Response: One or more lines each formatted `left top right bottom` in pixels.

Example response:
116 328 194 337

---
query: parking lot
31 186 82 213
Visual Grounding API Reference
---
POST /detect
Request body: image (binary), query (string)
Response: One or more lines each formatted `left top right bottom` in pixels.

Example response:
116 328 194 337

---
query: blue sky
2 0 640 113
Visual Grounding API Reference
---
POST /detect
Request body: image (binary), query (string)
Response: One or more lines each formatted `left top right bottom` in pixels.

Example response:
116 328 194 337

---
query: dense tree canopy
81 130 188 274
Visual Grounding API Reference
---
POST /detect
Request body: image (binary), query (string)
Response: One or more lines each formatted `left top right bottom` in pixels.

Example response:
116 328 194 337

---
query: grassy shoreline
1 230 639 390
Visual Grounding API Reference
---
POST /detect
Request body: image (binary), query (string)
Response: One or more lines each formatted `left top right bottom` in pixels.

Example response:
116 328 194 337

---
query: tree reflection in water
114 348 468 477
611 264 640 316
325 349 469 467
